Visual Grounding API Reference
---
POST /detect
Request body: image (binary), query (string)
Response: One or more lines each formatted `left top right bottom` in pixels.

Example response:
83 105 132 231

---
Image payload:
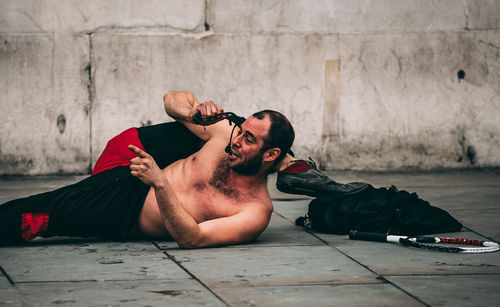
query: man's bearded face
230 148 264 176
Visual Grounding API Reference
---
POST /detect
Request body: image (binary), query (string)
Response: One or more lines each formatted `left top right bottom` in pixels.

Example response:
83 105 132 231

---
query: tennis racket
349 230 499 253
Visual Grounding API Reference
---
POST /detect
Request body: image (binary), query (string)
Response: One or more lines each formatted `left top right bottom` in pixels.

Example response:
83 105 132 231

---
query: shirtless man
0 90 295 248
131 91 294 248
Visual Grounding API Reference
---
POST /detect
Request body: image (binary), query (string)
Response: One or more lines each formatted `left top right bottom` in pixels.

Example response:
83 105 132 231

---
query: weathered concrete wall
1 0 499 174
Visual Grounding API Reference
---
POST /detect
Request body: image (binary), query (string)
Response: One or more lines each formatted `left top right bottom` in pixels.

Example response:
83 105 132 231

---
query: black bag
296 184 463 235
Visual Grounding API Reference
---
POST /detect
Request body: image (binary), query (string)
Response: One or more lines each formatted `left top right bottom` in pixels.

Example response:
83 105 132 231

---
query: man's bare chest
184 162 250 219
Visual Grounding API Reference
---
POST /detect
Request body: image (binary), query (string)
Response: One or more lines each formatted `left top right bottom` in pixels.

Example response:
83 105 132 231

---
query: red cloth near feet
21 213 49 242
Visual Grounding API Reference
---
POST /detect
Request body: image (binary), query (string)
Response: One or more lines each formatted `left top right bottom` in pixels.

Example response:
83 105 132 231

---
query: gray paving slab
0 242 188 283
0 276 24 306
452 209 500 239
15 279 224 307
1 170 500 306
272 199 310 223
314 231 500 275
386 274 500 307
167 246 379 288
254 213 325 247
214 283 424 307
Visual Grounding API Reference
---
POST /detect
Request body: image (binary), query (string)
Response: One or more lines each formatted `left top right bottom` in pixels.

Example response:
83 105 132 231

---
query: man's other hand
128 145 164 187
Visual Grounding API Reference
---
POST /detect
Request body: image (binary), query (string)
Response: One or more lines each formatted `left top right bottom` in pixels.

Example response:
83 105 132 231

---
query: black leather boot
276 158 368 199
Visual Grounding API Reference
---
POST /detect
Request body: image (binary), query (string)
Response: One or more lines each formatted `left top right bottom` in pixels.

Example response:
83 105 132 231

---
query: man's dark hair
252 110 294 171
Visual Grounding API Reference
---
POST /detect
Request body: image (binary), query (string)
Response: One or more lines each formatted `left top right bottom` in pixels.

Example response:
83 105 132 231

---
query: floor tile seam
0 265 14 285
0 265 29 305
208 279 386 289
269 212 435 274
382 273 500 278
462 226 500 243
10 277 200 284
272 211 332 246
152 242 230 307
283 229 431 306
363 265 500 276
159 244 327 251
452 208 500 212
372 275 431 307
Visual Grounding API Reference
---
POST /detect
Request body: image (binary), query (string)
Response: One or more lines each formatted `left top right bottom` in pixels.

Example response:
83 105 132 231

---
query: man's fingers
128 145 149 158
130 170 138 177
130 157 141 165
199 101 223 117
207 101 217 116
130 164 141 171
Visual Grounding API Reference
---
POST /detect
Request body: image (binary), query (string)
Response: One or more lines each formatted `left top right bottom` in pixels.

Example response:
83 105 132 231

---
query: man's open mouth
228 147 241 158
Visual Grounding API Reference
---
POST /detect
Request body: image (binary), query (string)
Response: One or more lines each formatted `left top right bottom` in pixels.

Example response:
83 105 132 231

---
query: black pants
0 122 203 246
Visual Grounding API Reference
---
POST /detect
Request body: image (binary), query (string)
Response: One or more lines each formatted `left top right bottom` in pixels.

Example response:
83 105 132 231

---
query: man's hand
163 91 230 141
128 145 164 187
191 101 225 126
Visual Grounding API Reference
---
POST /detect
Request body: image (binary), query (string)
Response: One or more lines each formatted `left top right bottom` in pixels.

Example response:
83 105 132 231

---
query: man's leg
1 122 204 246
0 166 150 246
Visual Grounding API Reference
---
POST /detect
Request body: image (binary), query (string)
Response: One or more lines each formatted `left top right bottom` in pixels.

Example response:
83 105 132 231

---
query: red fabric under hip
92 128 144 175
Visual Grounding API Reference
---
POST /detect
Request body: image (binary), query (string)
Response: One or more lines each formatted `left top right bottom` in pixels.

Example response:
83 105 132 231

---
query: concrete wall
1 0 499 175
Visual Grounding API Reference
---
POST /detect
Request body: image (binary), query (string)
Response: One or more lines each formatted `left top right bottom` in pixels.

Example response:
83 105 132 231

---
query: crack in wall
464 0 470 30
204 0 211 31
86 33 95 173
478 39 500 51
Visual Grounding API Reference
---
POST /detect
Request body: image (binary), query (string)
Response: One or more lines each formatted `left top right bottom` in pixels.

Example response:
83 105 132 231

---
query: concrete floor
1 169 499 306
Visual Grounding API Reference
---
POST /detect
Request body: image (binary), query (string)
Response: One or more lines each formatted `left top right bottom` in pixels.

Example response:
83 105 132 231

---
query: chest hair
208 159 240 199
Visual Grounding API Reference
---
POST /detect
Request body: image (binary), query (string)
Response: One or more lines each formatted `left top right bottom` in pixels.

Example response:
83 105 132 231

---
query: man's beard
230 150 264 176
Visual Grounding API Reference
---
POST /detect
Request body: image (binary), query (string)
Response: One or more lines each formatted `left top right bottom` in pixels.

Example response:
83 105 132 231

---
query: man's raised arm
163 91 227 141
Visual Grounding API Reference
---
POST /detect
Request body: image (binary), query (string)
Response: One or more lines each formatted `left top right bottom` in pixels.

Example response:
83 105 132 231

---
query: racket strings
401 237 499 254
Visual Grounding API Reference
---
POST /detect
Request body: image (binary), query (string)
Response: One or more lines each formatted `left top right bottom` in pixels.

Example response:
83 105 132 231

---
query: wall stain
52 300 77 304
412 144 429 156
141 120 152 127
457 69 465 82
466 145 476 165
57 114 66 134
0 154 34 174
456 132 476 165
